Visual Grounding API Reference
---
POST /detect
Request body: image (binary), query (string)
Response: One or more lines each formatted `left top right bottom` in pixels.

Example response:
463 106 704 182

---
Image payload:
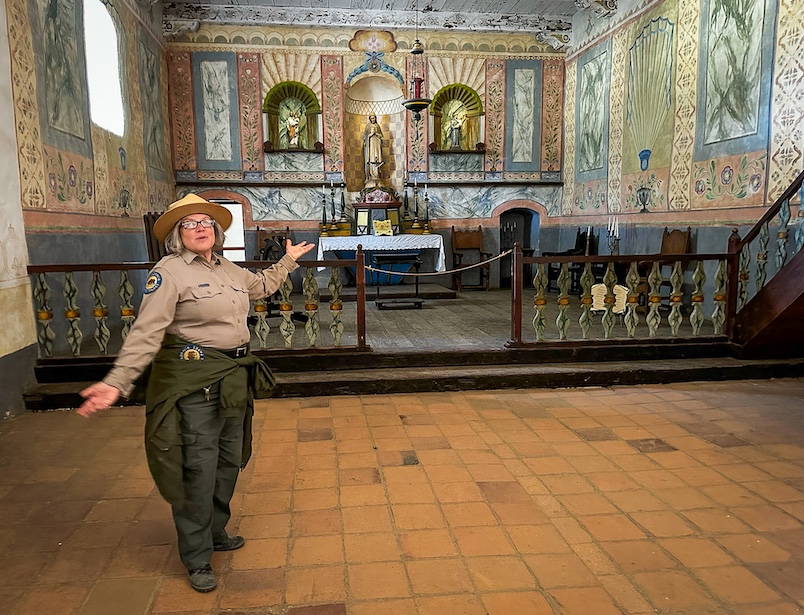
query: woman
77 193 314 593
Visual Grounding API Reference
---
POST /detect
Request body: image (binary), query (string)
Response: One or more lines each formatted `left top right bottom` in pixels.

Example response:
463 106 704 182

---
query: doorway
499 209 539 288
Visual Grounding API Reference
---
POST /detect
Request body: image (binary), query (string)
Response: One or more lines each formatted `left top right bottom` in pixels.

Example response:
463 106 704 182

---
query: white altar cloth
317 234 446 272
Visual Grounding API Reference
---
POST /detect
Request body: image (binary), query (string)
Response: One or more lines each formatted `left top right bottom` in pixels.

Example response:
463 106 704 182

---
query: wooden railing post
510 243 523 345
726 227 741 338
356 245 367 349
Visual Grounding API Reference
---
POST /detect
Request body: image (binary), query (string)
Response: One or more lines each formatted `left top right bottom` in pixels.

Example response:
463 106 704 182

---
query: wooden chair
143 211 167 261
638 226 692 308
451 226 491 291
253 227 308 324
544 228 598 293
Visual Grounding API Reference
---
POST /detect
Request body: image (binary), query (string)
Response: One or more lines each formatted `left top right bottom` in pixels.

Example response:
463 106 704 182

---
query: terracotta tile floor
2 379 804 614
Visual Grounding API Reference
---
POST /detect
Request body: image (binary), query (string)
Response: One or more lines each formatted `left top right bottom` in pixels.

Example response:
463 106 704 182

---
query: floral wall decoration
692 153 766 205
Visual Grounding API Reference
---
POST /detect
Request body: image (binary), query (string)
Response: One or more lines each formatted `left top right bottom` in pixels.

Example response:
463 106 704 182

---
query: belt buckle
234 346 248 358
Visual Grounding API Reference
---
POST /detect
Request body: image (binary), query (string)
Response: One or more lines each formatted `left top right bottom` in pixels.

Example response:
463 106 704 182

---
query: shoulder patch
179 345 205 361
144 271 162 294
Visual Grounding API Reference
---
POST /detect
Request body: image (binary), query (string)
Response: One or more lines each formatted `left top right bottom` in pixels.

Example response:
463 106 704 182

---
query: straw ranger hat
153 193 233 241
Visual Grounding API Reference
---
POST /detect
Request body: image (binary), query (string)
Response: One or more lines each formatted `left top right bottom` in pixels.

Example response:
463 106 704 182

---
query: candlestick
614 217 619 239
340 189 346 220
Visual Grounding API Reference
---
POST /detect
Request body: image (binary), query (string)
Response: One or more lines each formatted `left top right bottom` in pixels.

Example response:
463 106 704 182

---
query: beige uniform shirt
103 249 299 396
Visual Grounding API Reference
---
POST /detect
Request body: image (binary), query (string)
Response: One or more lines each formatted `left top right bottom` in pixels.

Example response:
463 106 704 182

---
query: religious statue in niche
363 114 384 188
278 97 307 149
442 100 467 151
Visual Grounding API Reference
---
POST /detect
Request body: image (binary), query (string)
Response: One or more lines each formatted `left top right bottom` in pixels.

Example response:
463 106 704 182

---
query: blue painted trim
574 40 612 183
504 60 543 173
192 52 242 171
694 0 777 161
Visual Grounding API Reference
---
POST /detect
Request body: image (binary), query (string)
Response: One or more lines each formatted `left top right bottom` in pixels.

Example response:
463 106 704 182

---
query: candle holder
422 192 431 233
320 192 329 237
411 185 422 229
339 186 347 221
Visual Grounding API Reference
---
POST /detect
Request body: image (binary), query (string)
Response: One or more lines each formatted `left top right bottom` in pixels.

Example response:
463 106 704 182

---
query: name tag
198 283 210 287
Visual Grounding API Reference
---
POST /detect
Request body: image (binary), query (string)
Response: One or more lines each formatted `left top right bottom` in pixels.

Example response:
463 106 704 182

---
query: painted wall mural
540 59 564 175
139 39 167 178
201 61 233 161
576 45 610 176
39 0 84 138
512 69 536 163
565 0 789 220
625 17 675 172
702 0 764 144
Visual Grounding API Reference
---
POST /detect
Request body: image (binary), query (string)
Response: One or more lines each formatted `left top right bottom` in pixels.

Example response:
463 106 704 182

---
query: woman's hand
76 382 120 417
285 239 315 261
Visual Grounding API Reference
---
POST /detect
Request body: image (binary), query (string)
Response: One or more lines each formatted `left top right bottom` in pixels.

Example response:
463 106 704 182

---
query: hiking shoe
213 535 245 551
188 564 216 592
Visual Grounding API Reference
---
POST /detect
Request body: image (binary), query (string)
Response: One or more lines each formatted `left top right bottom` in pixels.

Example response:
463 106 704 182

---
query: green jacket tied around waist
143 334 276 506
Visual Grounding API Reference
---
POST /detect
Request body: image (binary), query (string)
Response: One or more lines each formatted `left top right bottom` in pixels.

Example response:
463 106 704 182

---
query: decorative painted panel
504 60 542 172
405 54 428 176
625 17 675 173
695 0 776 159
237 52 263 172
575 41 611 181
483 59 506 177
668 0 701 210
540 59 564 174
607 27 627 213
168 51 197 172
562 60 578 214
27 0 92 156
192 52 241 171
139 36 168 180
6 0 47 208
767 0 804 201
321 55 344 174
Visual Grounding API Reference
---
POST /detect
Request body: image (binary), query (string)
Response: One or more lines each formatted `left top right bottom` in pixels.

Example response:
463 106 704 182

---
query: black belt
218 344 249 358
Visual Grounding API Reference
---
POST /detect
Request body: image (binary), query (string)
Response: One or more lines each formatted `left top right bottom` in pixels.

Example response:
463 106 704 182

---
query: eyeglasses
180 219 215 230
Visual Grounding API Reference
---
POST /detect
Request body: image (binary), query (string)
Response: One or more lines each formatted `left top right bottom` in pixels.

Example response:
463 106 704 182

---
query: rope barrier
364 249 514 277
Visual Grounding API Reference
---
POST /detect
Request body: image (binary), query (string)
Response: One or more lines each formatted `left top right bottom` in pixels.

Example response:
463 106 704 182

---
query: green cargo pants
171 381 244 570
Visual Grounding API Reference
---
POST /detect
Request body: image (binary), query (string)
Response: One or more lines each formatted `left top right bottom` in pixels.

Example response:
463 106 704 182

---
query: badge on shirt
144 272 162 294
179 345 205 361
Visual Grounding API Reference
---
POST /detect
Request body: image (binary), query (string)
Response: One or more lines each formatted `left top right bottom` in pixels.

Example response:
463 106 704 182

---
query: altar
317 234 446 272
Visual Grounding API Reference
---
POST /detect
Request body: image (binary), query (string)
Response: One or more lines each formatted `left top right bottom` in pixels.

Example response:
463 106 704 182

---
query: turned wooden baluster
737 243 750 311
555 263 571 340
34 273 55 357
667 261 684 337
252 298 270 348
118 271 135 341
91 271 110 354
776 198 790 269
328 268 344 346
711 260 727 335
303 268 319 347
278 276 295 349
63 272 82 356
578 263 594 339
624 262 641 338
689 261 706 336
601 263 617 339
532 263 547 341
755 222 769 290
646 262 662 337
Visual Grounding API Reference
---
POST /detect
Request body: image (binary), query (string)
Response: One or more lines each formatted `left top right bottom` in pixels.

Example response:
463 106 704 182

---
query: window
83 0 125 136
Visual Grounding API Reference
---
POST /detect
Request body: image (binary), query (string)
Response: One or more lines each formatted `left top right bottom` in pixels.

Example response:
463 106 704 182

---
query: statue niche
262 81 321 152
431 84 484 153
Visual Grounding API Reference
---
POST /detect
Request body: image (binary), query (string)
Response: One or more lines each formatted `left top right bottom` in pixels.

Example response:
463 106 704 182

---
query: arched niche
263 81 322 151
430 84 484 152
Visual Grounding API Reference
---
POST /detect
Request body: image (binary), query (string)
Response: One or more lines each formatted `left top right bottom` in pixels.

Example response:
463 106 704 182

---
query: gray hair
164 219 226 255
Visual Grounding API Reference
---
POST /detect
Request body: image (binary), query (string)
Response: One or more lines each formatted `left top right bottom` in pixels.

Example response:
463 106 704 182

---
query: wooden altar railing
27 250 368 358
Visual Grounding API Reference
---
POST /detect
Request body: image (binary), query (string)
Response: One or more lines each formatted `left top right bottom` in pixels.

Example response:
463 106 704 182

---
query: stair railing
726 168 804 337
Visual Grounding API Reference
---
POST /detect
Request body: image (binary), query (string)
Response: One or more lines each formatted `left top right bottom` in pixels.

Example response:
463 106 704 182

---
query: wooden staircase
732 246 804 358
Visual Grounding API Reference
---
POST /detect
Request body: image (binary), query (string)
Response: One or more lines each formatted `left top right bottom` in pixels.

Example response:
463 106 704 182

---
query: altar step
22 341 804 411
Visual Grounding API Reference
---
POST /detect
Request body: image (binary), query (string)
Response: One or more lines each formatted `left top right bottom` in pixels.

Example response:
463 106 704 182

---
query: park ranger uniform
103 248 298 571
